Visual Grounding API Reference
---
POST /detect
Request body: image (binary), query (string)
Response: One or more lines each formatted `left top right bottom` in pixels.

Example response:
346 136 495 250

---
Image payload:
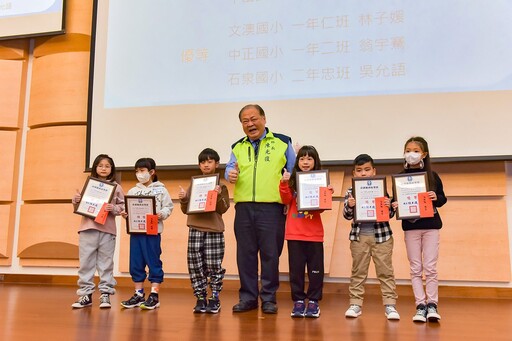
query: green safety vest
232 130 290 203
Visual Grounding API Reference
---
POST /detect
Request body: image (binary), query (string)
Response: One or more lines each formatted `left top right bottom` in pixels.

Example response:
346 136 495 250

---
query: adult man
225 104 296 314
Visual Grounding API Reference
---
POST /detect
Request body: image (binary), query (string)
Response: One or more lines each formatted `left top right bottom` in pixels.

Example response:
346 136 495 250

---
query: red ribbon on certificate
94 203 109 225
146 214 159 235
418 192 434 218
375 197 390 222
204 190 218 212
318 187 332 210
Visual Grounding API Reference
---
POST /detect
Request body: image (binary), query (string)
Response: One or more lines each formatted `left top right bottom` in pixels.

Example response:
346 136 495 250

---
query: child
279 145 333 318
71 154 125 309
121 158 173 310
343 154 400 320
392 137 447 323
178 148 230 314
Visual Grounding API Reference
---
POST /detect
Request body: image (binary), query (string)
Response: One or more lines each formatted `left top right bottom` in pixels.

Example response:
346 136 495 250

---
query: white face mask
404 152 422 166
136 171 151 183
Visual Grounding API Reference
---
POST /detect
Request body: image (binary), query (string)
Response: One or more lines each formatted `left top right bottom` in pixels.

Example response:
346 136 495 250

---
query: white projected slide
0 0 64 39
89 0 512 168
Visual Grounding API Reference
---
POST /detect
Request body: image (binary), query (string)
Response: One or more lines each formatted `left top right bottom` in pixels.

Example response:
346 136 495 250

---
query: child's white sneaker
413 304 427 322
345 304 362 318
99 293 111 309
385 305 400 320
426 303 441 322
71 294 92 309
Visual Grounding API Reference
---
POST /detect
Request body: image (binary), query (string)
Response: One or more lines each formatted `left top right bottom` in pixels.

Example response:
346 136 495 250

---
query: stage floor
0 283 511 340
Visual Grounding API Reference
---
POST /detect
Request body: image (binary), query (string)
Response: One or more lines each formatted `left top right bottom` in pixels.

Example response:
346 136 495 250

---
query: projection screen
88 0 512 168
0 0 65 40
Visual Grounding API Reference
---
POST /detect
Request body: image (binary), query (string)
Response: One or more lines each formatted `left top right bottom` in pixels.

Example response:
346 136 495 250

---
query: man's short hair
238 104 265 121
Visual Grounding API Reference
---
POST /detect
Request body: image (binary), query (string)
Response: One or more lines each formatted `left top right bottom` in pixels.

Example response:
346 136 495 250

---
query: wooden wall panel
118 225 130 273
6 0 93 270
28 52 89 126
63 0 94 35
33 0 93 56
322 169 345 274
0 60 24 128
0 131 18 201
434 162 506 196
18 242 78 259
157 204 190 274
19 259 79 267
0 40 25 268
18 204 81 259
438 198 510 281
223 211 238 275
33 34 91 58
327 207 352 279
0 40 27 60
23 126 88 200
0 205 12 259
319 204 341 274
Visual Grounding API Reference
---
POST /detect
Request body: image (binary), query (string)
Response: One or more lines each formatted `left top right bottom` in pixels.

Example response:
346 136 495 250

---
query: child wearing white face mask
120 158 173 310
391 137 447 324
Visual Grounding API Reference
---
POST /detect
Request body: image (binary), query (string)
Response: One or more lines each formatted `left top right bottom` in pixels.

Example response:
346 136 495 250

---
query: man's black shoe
232 301 258 313
262 301 278 314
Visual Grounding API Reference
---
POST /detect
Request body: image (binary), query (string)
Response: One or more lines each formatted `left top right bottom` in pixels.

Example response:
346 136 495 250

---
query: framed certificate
74 176 117 219
125 196 156 234
187 174 219 214
296 170 330 211
392 172 429 220
352 176 387 222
